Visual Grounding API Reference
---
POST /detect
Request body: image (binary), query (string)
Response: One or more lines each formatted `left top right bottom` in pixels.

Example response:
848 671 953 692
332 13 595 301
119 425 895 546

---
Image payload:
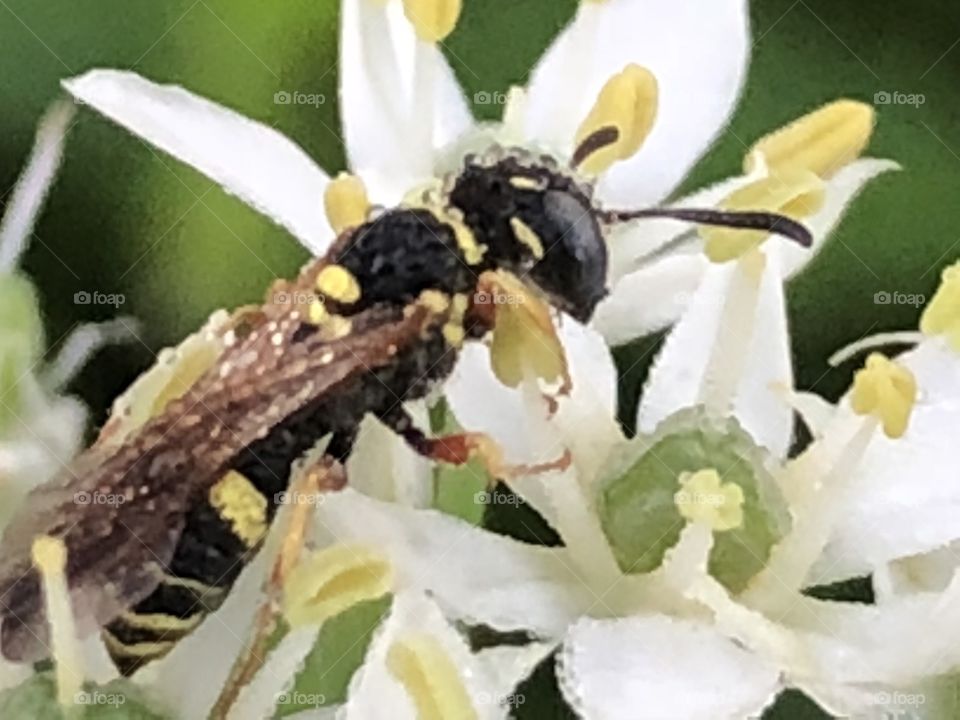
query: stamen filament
31 536 84 708
828 331 925 367
744 418 878 608
698 250 766 418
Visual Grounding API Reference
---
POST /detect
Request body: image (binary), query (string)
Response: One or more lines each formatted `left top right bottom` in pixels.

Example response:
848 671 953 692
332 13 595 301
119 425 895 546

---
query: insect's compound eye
526 189 609 323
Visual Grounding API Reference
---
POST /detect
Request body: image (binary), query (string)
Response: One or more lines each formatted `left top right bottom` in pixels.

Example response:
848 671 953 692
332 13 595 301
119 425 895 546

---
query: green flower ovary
598 412 791 593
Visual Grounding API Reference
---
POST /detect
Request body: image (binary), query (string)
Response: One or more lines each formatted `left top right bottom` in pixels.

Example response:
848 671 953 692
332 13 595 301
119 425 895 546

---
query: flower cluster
1 1 957 719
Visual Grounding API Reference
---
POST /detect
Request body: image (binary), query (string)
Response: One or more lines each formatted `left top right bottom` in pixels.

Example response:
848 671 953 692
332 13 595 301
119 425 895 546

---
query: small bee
0 126 810 675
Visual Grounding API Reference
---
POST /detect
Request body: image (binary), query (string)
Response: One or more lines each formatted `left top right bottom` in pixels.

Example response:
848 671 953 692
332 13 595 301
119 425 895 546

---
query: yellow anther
283 544 394 628
483 271 567 388
746 99 875 179
674 469 744 532
386 634 478 720
324 173 370 235
920 261 960 352
32 536 84 708
574 64 658 176
316 265 362 305
402 0 462 42
702 169 825 263
850 353 917 439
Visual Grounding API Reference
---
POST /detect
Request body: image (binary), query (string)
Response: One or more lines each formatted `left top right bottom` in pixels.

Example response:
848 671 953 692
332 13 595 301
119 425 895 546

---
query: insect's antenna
571 126 620 170
600 207 814 249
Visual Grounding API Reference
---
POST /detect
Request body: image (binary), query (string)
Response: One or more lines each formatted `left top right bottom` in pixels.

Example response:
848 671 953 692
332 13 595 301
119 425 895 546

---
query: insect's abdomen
102 402 332 675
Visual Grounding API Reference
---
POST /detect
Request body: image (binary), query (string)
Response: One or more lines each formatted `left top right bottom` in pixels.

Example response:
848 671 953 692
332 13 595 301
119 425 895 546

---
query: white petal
231 626 321 720
312 490 590 637
524 0 750 206
447 320 620 473
342 592 507 720
637 246 794 457
557 615 780 720
347 403 433 508
814 339 960 581
0 101 74 272
139 551 269 718
339 0 473 204
63 70 333 254
593 253 707 344
780 158 900 278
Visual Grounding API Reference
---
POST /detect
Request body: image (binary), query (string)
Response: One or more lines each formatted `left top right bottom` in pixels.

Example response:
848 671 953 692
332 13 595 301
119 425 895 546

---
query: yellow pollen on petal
674 469 745 532
746 99 875 179
850 353 917 439
316 265 362 305
702 168 825 263
324 173 370 235
386 633 478 720
283 544 393 628
402 0 462 42
31 536 84 708
574 64 658 176
920 261 960 352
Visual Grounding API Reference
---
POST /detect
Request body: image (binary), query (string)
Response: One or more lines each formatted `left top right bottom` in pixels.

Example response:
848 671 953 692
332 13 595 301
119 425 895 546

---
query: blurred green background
0 0 957 716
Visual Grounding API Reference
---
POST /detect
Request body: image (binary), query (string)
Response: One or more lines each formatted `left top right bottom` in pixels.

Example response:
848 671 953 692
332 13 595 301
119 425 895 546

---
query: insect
0 125 811 676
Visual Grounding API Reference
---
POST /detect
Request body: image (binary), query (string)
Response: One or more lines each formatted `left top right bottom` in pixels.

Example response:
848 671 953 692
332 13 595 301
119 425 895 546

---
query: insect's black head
448 153 608 323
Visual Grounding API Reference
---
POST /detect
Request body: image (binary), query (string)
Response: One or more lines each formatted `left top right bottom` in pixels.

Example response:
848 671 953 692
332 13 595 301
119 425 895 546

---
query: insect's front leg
377 405 571 483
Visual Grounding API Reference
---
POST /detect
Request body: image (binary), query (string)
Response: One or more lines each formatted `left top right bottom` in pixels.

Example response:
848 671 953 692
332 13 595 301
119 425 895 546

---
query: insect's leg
378 405 571 482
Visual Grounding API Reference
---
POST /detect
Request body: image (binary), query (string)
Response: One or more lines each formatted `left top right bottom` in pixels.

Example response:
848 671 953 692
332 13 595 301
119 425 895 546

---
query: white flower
62 0 893 340
0 102 135 531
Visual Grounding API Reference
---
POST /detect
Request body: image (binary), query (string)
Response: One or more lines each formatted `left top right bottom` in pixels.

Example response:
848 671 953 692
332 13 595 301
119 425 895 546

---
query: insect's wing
0 300 443 663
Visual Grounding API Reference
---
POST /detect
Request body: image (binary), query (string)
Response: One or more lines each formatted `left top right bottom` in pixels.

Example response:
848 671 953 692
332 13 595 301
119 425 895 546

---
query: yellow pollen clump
702 168 825 263
402 0 462 42
308 300 329 326
674 468 745 532
510 217 545 260
850 353 917 439
324 173 370 235
209 471 268 548
31 536 84 708
386 634 478 720
920 261 960 352
746 99 875 179
574 64 658 176
316 265 362 305
283 544 394 628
